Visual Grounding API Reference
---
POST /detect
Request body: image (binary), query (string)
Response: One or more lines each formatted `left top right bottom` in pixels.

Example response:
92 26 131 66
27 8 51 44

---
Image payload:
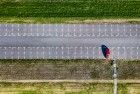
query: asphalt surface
0 24 140 59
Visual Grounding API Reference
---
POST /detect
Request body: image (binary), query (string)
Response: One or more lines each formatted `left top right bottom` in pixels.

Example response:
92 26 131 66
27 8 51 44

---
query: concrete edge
0 80 140 84
0 18 140 24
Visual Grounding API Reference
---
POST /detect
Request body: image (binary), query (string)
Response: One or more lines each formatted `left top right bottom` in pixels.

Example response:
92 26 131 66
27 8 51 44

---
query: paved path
0 24 140 59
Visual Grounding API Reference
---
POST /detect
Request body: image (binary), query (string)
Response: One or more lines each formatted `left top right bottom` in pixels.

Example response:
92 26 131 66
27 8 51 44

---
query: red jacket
105 48 110 59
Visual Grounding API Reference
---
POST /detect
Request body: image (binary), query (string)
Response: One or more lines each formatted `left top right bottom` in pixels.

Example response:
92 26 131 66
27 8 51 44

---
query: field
0 0 139 23
0 82 140 94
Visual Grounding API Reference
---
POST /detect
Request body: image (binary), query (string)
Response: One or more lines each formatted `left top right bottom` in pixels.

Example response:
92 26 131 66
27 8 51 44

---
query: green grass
0 0 139 18
0 0 139 23
0 82 139 94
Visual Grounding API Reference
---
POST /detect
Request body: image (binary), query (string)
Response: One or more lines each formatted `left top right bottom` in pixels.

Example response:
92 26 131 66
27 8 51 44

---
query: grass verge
0 82 139 94
0 59 139 79
0 17 140 24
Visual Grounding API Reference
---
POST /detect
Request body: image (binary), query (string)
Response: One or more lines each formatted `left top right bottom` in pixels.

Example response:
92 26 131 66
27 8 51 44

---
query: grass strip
0 82 139 94
0 17 140 24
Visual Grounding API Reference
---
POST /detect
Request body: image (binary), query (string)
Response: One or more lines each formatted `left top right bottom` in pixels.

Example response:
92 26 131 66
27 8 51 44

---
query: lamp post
112 60 117 94
101 45 117 94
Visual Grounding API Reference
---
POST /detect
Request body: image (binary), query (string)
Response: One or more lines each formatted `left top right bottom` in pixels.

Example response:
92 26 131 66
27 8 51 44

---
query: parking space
0 46 139 59
0 24 140 38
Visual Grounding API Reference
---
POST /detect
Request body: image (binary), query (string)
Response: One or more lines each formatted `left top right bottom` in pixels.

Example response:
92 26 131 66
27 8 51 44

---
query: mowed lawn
0 0 140 23
0 82 140 94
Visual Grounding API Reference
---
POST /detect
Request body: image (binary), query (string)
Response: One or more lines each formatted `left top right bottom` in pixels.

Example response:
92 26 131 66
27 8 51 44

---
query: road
0 24 140 59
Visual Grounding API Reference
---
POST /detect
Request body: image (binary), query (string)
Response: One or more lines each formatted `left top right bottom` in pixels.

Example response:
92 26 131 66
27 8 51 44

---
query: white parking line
129 25 132 37
23 24 26 36
55 24 58 37
23 47 26 59
11 24 14 36
124 25 128 37
116 24 119 37
85 47 89 59
73 24 76 37
11 47 14 59
110 24 113 37
130 47 133 59
42 47 45 59
17 24 20 36
66 47 70 59
74 47 77 59
80 47 83 59
122 47 126 59
79 24 82 37
17 47 20 59
111 47 115 59
48 24 52 36
127 47 130 59
92 25 95 37
85 24 90 37
42 24 45 36
137 47 139 59
0 24 1 36
48 47 51 59
136 25 139 37
97 24 101 37
4 47 7 59
37 24 39 36
92 47 95 59
61 24 64 37
98 47 101 58
36 47 39 59
61 46 64 59
67 24 70 37
4 24 8 36
55 47 58 59
117 47 120 59
31 47 33 59
104 24 108 37
30 24 33 36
